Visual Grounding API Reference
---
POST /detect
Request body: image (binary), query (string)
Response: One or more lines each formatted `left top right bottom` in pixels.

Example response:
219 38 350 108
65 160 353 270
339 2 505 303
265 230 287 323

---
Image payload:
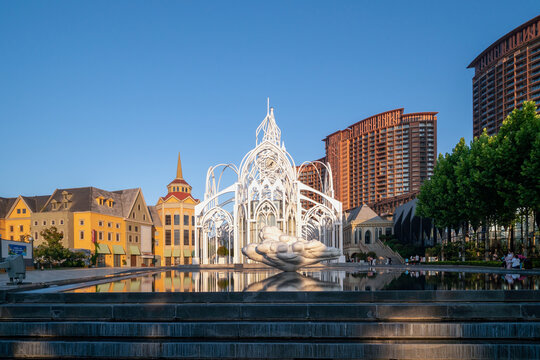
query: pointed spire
176 152 183 179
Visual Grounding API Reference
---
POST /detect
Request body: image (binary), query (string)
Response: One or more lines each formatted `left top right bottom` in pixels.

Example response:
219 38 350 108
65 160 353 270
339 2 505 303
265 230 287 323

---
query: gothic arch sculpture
195 103 344 265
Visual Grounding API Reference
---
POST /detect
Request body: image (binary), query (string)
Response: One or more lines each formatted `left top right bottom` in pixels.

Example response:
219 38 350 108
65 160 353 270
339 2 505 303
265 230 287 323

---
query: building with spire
153 153 200 266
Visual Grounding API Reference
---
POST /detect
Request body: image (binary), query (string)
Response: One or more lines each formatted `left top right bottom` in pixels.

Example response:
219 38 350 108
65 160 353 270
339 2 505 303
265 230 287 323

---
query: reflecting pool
67 268 540 293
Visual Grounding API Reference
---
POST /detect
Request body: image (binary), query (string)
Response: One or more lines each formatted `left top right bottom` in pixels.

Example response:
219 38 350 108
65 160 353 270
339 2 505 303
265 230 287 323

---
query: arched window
365 230 371 245
354 228 361 244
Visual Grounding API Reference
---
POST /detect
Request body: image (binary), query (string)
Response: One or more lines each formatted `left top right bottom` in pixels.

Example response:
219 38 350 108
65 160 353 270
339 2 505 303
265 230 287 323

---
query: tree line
416 101 540 259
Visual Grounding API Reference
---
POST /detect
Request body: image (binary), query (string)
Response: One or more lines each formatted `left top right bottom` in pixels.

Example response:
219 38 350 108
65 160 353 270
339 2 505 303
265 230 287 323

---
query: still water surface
68 269 540 293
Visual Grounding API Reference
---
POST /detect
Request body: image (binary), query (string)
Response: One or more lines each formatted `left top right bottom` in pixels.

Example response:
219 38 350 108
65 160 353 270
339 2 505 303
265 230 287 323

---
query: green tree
34 227 86 268
494 101 540 251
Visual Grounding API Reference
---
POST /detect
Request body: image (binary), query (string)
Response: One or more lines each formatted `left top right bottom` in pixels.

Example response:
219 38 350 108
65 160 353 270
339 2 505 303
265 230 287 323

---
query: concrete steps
1 290 539 359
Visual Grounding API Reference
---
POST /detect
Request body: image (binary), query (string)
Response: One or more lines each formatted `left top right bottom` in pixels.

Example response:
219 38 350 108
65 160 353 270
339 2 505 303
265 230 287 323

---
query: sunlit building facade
468 15 540 138
324 108 437 212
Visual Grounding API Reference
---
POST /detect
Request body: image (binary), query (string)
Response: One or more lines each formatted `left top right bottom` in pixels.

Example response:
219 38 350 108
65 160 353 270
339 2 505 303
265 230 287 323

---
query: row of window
16 208 27 214
164 229 195 246
171 186 189 192
79 231 138 243
33 219 65 226
164 214 195 226
9 225 24 232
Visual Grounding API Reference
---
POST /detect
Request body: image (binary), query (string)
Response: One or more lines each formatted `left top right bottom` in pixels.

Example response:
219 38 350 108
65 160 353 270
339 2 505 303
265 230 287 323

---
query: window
98 221 103 227
165 215 171 226
60 219 64 225
128 225 132 231
51 220 55 225
174 215 180 225
184 215 189 226
108 232 112 241
192 216 195 226
143 214 146 221
19 225 23 232
10 236 13 240
34 232 38 240
174 230 180 245
108 222 112 228
135 226 138 232
98 232 103 240
43 221 46 226
129 235 132 242
165 230 171 246
135 235 138 243
17 209 20 214
34 221 38 226
80 231 84 240
19 235 24 241
116 233 120 242
22 209 26 214
116 223 120 229
80 220 84 226
184 230 189 245
191 230 195 245
138 204 141 211
10 226 13 232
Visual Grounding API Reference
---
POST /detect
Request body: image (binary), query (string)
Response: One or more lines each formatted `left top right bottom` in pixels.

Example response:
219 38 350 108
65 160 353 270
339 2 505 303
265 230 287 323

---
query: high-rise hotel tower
323 108 437 212
468 15 540 138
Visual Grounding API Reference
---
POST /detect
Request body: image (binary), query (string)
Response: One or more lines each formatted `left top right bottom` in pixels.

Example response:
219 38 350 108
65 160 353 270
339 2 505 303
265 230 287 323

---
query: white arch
194 104 344 265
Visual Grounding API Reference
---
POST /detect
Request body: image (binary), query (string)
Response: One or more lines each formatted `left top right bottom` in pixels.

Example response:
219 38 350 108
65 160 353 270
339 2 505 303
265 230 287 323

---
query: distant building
154 153 199 266
323 108 437 213
343 204 399 263
468 15 540 138
393 199 437 247
0 153 200 268
0 195 49 242
35 187 153 267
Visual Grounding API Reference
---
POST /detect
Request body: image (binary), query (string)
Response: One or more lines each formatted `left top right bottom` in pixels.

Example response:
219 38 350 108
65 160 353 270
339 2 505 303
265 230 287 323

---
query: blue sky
1 1 539 203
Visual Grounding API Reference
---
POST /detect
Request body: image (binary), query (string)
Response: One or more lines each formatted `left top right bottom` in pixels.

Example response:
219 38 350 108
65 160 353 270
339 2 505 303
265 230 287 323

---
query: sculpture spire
256 99 281 146
176 152 183 179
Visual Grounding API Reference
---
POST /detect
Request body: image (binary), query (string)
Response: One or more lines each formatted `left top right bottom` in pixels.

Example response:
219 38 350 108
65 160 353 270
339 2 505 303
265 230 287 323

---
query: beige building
343 204 400 263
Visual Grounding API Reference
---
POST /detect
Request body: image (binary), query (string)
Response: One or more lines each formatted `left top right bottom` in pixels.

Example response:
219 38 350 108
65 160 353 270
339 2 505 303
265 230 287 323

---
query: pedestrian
511 255 521 269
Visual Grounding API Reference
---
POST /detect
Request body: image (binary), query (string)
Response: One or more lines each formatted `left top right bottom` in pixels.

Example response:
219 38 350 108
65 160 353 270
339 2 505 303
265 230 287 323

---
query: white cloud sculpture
241 226 341 272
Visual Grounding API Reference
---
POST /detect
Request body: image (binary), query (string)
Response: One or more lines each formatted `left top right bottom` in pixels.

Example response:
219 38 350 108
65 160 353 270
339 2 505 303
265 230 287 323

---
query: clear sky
1 1 539 204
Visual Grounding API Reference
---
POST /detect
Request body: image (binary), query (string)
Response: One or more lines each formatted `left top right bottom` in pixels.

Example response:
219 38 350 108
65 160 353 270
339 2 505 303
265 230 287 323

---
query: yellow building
154 153 199 266
32 187 153 267
0 195 49 242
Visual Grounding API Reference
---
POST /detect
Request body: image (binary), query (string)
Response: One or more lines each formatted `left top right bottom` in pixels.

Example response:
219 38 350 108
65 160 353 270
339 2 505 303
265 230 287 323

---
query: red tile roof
160 192 199 202
168 179 190 186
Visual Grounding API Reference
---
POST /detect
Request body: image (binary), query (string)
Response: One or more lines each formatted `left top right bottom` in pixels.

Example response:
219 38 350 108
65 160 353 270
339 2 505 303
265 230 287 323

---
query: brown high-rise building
323 108 437 212
468 15 540 138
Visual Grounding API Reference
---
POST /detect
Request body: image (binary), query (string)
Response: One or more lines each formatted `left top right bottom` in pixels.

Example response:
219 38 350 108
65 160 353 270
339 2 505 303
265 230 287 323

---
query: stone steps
1 321 539 340
1 302 539 321
1 290 539 359
1 339 539 359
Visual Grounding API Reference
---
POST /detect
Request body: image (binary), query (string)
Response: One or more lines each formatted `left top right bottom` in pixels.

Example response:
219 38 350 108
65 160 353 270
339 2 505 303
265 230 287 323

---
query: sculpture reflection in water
244 272 341 292
242 226 341 272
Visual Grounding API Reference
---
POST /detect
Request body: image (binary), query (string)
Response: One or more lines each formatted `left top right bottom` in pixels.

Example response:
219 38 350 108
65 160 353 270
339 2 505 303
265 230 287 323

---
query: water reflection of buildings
342 270 402 291
71 269 540 293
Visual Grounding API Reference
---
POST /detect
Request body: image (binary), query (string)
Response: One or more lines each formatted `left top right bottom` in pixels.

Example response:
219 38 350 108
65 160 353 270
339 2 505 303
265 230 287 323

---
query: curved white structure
194 103 344 265
242 226 341 271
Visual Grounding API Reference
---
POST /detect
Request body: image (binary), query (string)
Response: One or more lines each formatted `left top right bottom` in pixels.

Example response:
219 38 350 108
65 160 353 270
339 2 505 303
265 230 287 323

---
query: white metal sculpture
194 101 344 265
